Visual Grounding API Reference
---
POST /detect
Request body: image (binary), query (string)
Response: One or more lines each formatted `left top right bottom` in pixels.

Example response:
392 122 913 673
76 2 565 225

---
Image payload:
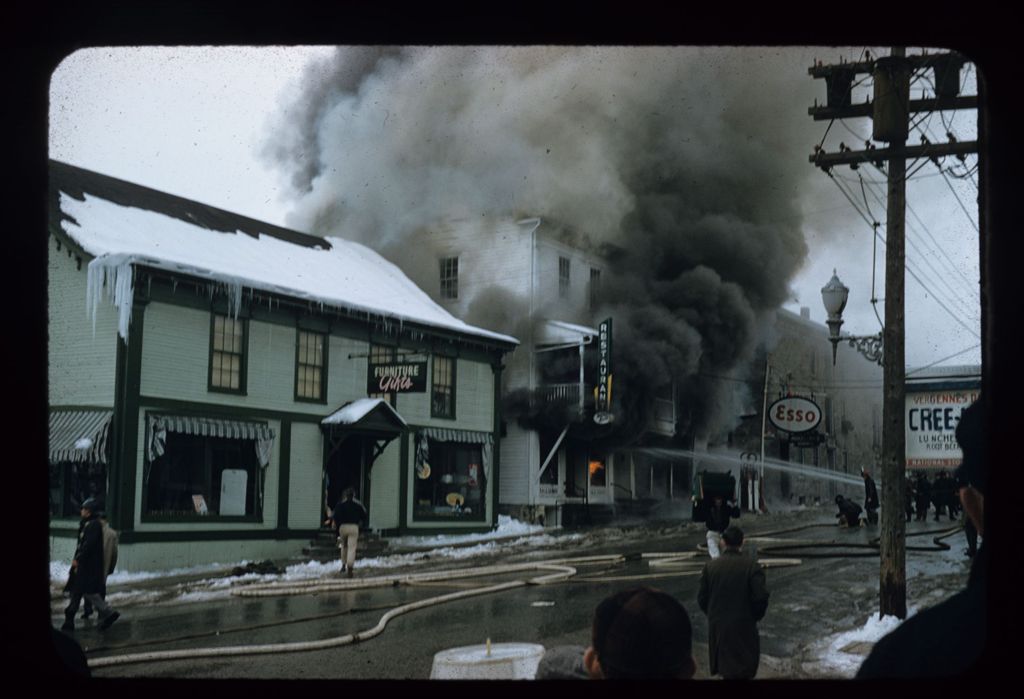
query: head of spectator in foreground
583 586 695 679
721 525 744 550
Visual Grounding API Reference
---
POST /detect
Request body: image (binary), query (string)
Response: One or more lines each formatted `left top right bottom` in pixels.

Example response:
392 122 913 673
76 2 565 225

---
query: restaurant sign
367 361 428 394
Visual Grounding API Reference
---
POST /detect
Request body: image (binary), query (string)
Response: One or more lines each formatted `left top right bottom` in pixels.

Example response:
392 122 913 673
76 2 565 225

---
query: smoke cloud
263 46 821 441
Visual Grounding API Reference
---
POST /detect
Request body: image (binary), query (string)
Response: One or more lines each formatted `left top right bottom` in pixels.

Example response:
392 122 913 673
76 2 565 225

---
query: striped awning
147 414 275 466
416 427 494 480
49 409 113 464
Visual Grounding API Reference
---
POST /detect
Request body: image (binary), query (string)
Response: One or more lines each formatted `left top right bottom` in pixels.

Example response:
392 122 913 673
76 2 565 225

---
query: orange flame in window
589 460 605 476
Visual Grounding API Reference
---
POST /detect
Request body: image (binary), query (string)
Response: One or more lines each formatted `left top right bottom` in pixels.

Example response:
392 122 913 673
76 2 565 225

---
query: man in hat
61 498 120 632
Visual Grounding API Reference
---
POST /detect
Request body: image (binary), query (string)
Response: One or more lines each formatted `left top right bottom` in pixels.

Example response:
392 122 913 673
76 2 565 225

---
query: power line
905 344 982 376
862 176 981 312
830 175 981 339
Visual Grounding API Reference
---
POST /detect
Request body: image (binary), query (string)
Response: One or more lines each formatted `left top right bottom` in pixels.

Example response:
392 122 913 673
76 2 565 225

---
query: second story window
559 256 570 298
589 267 601 309
440 256 459 300
432 355 455 419
295 330 327 402
209 313 247 393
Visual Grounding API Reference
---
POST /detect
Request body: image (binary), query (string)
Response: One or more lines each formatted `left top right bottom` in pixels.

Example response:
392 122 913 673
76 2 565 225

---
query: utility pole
808 48 978 619
876 48 908 619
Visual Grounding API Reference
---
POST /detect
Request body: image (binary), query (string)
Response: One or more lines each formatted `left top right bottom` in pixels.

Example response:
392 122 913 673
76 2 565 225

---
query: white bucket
430 642 546 680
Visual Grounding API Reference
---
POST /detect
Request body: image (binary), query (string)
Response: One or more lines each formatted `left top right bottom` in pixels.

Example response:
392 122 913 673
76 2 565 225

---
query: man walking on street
326 488 368 577
697 526 769 680
62 498 120 632
82 511 118 621
704 495 741 559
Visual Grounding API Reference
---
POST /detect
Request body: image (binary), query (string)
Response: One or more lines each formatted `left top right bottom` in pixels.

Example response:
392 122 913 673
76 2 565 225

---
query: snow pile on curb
799 607 916 677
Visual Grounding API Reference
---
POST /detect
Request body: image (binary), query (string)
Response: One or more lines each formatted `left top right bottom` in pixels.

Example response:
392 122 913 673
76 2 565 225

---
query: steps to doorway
302 528 389 562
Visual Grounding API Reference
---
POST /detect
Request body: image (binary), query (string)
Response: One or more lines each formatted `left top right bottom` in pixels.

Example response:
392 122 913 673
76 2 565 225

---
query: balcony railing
542 383 582 406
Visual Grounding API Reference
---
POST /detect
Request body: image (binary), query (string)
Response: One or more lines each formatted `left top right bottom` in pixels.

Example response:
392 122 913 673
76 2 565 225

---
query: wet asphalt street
54 507 973 679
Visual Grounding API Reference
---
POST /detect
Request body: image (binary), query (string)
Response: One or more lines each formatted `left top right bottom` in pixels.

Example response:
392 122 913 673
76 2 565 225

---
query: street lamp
820 270 883 366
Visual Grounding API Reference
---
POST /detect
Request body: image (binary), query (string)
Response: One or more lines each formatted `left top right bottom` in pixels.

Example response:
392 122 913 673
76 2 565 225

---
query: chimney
800 306 810 320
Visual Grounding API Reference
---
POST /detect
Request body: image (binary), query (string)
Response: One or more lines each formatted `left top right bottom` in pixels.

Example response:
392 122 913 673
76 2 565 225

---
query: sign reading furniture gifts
368 361 428 394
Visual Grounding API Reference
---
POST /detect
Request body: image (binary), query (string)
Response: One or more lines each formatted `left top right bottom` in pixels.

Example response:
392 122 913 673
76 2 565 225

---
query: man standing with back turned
697 526 769 679
326 488 368 578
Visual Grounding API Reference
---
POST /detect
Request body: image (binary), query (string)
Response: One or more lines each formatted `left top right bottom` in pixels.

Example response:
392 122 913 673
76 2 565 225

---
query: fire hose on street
84 521 966 669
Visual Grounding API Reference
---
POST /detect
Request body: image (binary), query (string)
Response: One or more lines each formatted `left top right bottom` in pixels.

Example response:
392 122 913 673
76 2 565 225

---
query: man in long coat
697 526 769 679
61 498 120 632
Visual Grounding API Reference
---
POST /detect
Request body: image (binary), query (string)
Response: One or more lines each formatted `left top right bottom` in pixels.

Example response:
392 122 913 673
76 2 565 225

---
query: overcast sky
48 45 981 372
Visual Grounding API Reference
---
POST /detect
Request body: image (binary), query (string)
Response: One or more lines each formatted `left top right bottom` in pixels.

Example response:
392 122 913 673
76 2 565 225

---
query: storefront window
49 461 106 518
145 432 260 518
415 441 485 520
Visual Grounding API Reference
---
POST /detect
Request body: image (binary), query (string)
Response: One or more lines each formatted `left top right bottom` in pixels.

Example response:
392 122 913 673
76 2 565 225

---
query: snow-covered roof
321 398 407 427
51 161 518 348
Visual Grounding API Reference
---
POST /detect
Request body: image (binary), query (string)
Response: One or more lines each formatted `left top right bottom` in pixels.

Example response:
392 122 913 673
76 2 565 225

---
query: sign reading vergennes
367 361 428 394
905 387 980 468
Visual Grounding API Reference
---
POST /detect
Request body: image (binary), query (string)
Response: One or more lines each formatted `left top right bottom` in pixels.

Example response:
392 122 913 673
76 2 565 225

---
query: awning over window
147 414 275 466
416 427 494 480
49 409 113 464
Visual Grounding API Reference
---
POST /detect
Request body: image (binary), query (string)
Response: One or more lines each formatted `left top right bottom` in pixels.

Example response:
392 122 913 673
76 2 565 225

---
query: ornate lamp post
821 270 883 366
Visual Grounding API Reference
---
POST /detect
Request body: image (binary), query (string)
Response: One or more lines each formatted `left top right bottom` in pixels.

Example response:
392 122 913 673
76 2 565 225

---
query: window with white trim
210 314 247 393
295 329 327 401
440 256 459 299
432 355 455 418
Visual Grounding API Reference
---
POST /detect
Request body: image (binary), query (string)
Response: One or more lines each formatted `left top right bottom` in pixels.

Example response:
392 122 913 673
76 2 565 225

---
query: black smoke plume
264 47 821 442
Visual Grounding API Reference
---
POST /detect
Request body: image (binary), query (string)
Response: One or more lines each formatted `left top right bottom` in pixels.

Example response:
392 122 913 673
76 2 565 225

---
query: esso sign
768 396 822 433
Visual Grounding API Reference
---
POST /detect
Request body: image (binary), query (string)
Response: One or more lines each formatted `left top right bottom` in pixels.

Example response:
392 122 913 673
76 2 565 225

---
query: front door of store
324 436 367 520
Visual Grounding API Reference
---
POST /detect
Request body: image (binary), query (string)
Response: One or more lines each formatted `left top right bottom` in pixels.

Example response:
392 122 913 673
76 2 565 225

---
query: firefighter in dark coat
835 495 863 527
61 498 119 632
697 526 770 679
904 473 915 522
932 470 953 521
861 470 879 525
914 473 932 521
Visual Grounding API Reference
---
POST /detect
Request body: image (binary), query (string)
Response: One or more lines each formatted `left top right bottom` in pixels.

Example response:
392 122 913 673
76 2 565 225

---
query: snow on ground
799 607 914 677
51 515 568 606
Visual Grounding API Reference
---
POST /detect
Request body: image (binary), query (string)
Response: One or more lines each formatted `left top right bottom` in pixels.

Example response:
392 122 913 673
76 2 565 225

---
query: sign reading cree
367 361 427 394
905 387 979 468
768 396 822 433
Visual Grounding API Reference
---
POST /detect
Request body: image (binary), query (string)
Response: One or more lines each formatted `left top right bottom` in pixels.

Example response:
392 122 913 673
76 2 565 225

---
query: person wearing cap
857 399 987 677
61 498 120 633
697 525 770 679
